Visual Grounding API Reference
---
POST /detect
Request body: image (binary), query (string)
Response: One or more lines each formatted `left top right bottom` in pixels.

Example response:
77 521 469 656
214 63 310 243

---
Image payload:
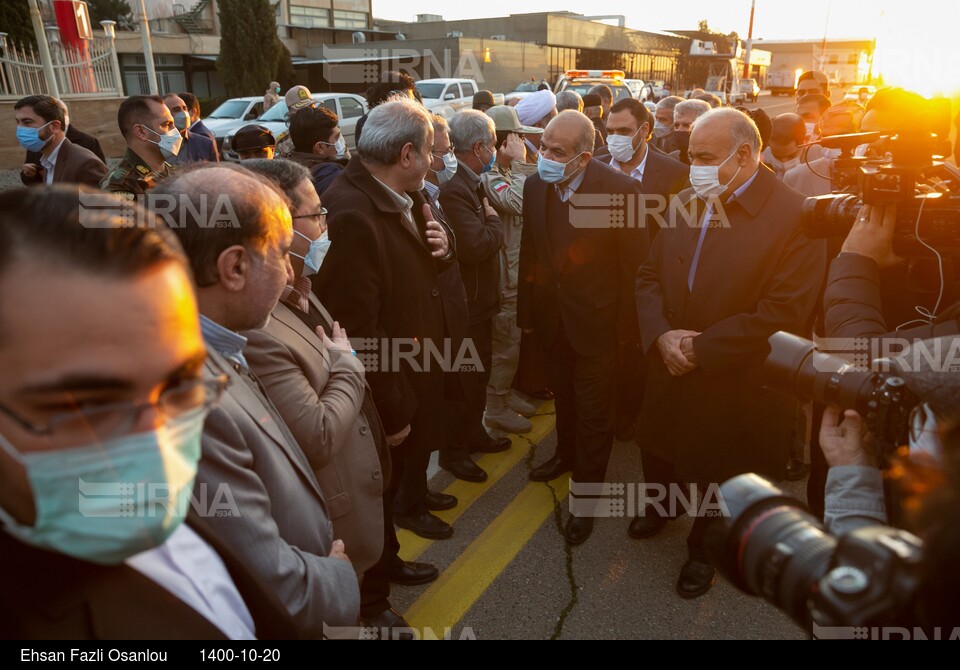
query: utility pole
29 0 60 97
139 0 158 94
743 0 756 79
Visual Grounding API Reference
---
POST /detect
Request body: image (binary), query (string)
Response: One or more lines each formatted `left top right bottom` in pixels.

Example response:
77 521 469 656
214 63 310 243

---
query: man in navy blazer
518 111 649 546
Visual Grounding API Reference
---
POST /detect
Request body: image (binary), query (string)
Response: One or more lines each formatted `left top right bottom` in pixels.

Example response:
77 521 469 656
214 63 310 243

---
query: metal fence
0 34 123 100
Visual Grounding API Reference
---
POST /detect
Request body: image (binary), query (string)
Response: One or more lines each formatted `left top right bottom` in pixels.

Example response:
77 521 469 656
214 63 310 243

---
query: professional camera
764 332 918 457
706 473 922 630
799 110 960 257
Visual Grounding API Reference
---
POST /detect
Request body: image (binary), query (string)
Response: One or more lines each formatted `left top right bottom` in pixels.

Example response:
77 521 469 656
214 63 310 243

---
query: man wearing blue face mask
520 111 648 546
15 94 107 188
0 187 299 640
163 93 219 165
288 105 350 197
438 109 511 482
635 108 827 598
102 95 180 200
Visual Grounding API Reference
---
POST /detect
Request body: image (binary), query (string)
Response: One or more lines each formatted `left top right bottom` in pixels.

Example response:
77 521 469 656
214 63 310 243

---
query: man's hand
315 322 352 353
656 330 700 376
482 196 498 220
679 335 698 365
21 164 39 179
820 406 877 467
423 204 450 258
386 424 411 448
840 204 905 269
328 539 351 565
501 133 526 164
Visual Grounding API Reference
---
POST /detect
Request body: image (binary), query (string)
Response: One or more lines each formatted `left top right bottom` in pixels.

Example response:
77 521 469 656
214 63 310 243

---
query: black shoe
394 511 454 539
615 416 637 442
785 458 810 482
564 515 594 545
360 607 414 639
388 560 439 586
528 388 554 400
440 457 488 483
468 435 511 454
425 489 458 511
529 456 573 482
627 508 668 539
676 559 716 599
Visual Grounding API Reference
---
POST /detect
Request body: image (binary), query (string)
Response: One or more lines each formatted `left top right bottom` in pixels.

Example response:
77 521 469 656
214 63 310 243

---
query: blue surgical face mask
16 121 53 153
537 151 585 184
291 229 330 274
479 144 497 173
0 409 205 565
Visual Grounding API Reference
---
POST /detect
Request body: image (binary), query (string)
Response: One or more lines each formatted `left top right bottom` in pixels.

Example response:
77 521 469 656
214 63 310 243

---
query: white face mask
804 122 817 140
770 155 799 175
141 125 183 159
822 147 842 160
607 127 643 163
172 111 190 132
653 121 671 139
689 147 742 199
431 151 458 185
321 135 347 159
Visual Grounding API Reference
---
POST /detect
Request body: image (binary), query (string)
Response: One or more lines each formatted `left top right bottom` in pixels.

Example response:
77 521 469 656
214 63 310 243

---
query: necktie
687 204 713 291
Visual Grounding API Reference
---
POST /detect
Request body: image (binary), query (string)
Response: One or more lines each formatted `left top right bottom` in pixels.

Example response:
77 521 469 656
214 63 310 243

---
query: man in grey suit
150 165 360 638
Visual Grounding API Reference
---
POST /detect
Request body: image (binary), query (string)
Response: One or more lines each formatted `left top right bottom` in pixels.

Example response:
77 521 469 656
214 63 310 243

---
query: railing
0 33 123 100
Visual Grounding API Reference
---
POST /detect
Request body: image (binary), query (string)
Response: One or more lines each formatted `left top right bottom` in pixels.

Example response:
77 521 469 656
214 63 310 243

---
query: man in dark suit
439 110 512 482
22 99 105 164
0 187 298 640
603 98 690 443
316 100 455 541
153 166 361 637
634 108 827 598
15 94 107 188
165 93 219 164
519 111 649 545
181 91 218 146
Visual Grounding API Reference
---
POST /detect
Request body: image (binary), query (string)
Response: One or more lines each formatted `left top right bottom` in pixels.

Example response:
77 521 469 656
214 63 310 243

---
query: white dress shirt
608 143 649 182
126 524 256 640
40 137 65 185
555 165 588 203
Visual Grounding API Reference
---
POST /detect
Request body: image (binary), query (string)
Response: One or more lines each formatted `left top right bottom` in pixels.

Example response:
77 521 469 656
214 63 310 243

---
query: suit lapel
272 302 331 366
53 138 70 183
205 349 323 499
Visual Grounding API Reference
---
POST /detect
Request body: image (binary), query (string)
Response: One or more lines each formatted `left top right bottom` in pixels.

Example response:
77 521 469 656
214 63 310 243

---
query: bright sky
373 0 960 96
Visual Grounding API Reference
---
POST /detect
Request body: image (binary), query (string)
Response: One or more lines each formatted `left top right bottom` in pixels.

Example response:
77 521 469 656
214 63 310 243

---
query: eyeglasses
292 207 328 222
0 375 229 446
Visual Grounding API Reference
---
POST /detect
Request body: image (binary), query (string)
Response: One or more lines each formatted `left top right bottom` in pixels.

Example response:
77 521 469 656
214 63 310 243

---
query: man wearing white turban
515 89 558 159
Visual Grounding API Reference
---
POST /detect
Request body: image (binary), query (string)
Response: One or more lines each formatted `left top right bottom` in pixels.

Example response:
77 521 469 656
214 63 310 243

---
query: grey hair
430 112 449 139
358 98 433 165
556 90 583 113
693 107 762 153
241 158 313 210
674 99 711 121
449 109 495 156
656 95 683 114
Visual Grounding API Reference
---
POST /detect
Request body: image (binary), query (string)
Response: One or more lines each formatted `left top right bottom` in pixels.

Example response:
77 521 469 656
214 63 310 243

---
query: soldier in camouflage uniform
101 95 179 200
480 106 543 433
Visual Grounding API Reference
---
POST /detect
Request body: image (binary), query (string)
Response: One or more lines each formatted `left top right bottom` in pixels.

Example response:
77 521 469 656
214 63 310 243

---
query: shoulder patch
490 179 510 193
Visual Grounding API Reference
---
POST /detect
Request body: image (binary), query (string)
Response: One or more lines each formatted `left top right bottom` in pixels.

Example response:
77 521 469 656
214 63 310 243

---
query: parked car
639 80 669 102
504 81 541 103
732 78 760 103
555 70 633 103
623 79 646 100
221 93 367 161
201 96 264 152
415 78 481 112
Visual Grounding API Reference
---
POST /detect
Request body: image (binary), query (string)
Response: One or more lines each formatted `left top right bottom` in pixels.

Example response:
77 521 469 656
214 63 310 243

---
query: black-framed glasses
0 375 229 445
292 207 328 222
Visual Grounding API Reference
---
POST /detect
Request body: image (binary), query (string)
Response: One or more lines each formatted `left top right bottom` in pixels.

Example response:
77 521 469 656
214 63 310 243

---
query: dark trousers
615 342 646 425
640 448 711 562
547 327 618 484
441 318 493 461
394 374 443 517
360 489 401 618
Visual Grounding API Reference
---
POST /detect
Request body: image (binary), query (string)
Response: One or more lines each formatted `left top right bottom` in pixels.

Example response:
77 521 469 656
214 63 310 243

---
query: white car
415 78 480 112
623 79 646 100
221 93 367 161
202 97 265 152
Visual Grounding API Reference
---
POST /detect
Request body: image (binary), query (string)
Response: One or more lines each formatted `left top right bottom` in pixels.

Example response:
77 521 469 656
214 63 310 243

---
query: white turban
516 90 557 126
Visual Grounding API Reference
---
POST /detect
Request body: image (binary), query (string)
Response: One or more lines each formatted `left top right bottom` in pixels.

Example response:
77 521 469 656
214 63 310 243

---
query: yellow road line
403 474 570 632
397 402 555 562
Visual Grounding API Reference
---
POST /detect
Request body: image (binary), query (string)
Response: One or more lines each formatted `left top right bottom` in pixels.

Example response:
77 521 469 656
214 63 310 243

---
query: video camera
706 473 922 630
764 331 918 458
799 100 960 257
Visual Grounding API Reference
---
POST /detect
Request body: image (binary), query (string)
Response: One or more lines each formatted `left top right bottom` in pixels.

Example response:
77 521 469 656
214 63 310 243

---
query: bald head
543 110 596 157
692 108 761 156
689 108 762 198
771 113 807 146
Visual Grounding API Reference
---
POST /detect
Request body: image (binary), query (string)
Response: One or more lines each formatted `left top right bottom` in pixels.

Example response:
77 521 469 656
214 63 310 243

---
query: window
290 5 330 28
333 9 367 29
462 80 477 96
339 96 364 119
319 98 337 114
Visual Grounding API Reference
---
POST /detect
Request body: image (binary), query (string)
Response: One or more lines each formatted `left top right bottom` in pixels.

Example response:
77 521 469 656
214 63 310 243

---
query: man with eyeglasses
439 110 510 483
150 164 361 637
0 186 298 639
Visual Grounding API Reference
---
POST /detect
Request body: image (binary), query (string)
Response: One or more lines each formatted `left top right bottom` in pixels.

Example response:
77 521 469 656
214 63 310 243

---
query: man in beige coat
242 158 438 632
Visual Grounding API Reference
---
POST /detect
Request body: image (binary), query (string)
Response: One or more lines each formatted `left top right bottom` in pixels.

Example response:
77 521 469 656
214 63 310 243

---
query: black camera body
706 474 922 630
799 130 960 257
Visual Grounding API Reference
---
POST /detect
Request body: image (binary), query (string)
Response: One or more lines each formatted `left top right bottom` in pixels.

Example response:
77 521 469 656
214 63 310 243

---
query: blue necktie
687 204 713 291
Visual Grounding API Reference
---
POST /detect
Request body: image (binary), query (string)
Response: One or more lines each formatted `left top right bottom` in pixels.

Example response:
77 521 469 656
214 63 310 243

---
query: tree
216 0 282 97
0 0 36 49
87 0 133 28
275 41 296 91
